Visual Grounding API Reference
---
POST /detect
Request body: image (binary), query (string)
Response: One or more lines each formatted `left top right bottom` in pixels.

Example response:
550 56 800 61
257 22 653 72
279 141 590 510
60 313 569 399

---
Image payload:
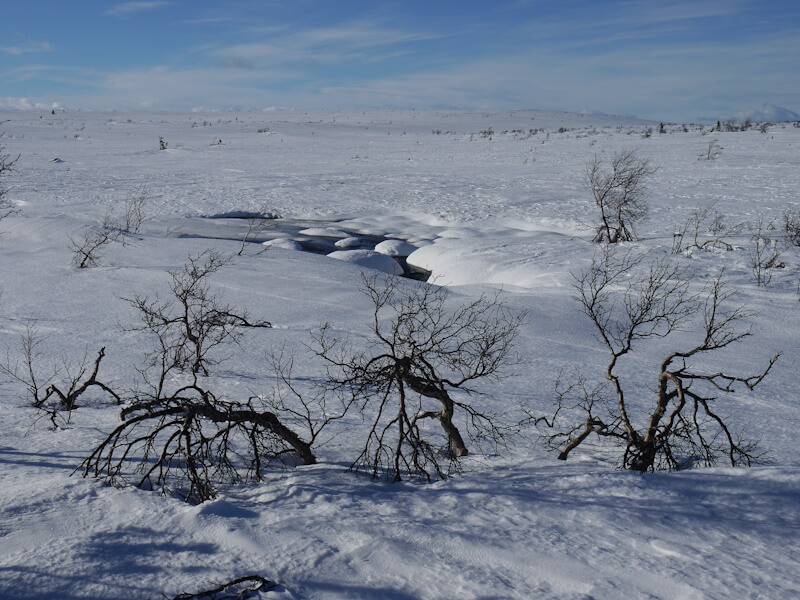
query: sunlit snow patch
298 227 350 238
334 236 367 249
327 249 404 275
374 239 418 257
262 238 302 250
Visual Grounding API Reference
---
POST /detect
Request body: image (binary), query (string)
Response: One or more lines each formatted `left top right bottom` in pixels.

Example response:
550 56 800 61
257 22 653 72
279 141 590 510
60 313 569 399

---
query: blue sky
1 0 798 121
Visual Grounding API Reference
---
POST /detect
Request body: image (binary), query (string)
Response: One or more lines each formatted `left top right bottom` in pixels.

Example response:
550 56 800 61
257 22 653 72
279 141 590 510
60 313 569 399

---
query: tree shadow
0 526 219 599
0 446 84 472
302 578 419 599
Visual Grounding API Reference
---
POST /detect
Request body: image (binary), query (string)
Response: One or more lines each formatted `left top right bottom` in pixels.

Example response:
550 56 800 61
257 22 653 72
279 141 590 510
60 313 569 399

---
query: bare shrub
0 133 20 222
749 216 783 287
77 251 319 503
784 209 800 247
69 184 151 267
122 182 149 234
588 149 657 243
267 348 356 450
671 203 734 254
79 380 316 502
69 215 123 268
312 273 523 482
237 208 280 256
537 247 778 471
126 250 271 377
1 323 120 427
699 139 722 161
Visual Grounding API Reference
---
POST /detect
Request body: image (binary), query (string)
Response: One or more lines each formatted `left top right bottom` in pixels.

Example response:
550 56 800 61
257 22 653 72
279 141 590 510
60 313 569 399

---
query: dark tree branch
169 574 276 599
588 149 656 243
538 249 777 471
311 273 524 481
75 253 316 503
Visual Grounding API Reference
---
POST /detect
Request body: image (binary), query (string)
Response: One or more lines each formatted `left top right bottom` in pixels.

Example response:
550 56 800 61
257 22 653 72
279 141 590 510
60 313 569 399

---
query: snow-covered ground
0 109 798 599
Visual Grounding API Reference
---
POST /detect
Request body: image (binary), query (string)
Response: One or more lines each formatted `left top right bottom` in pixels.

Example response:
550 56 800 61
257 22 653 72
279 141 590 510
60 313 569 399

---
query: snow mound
299 227 349 238
334 237 364 249
262 239 302 250
327 250 404 274
374 239 418 257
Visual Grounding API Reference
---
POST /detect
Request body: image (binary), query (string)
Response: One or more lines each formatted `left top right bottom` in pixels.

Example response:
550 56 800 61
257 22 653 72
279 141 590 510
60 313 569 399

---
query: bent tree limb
75 253 312 503
78 391 316 503
403 369 468 457
170 574 276 600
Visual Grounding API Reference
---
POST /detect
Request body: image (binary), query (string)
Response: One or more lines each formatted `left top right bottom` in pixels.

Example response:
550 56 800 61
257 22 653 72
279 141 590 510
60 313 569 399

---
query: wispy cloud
181 16 241 26
1 65 55 84
217 57 255 70
105 2 171 17
217 20 441 66
293 22 441 48
0 41 53 56
97 65 299 109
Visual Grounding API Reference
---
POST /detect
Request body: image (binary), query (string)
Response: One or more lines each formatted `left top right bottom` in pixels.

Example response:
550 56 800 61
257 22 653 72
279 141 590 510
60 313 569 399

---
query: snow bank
327 249 404 274
374 239 417 257
262 238 302 250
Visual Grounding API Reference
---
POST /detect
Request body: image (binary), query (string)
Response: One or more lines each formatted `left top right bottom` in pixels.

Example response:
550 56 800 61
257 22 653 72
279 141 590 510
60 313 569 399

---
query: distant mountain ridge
732 104 800 123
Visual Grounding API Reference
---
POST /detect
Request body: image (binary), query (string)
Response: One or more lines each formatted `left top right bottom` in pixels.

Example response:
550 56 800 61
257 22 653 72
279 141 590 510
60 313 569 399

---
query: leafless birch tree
538 247 778 471
77 251 319 503
312 273 523 481
588 149 656 243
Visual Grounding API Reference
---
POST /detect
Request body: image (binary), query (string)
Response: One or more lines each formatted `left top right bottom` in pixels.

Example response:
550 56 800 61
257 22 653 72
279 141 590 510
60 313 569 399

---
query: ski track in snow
0 109 799 599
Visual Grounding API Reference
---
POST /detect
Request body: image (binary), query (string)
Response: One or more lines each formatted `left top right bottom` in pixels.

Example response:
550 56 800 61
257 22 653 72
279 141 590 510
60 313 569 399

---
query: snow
0 109 799 599
263 238 303 251
298 227 350 239
326 249 404 275
334 237 364 249
373 239 418 257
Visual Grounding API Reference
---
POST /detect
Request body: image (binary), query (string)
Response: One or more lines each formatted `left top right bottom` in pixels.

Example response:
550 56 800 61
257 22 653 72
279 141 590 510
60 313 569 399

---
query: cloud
216 20 441 66
0 96 61 110
105 2 171 17
12 39 799 121
601 0 750 27
95 65 298 110
293 23 441 48
181 16 240 26
218 57 255 70
732 104 800 123
2 65 55 84
0 42 53 56
5 3 797 121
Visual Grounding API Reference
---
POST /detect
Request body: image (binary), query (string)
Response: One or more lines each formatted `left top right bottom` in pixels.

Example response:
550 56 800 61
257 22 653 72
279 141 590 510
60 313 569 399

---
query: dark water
175 214 432 281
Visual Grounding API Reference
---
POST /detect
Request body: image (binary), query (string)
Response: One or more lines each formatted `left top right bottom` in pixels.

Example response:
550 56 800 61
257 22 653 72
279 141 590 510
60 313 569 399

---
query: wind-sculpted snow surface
0 109 798 598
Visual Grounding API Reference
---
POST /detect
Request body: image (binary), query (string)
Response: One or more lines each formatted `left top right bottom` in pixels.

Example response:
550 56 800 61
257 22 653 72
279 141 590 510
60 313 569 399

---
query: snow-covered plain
0 109 798 599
